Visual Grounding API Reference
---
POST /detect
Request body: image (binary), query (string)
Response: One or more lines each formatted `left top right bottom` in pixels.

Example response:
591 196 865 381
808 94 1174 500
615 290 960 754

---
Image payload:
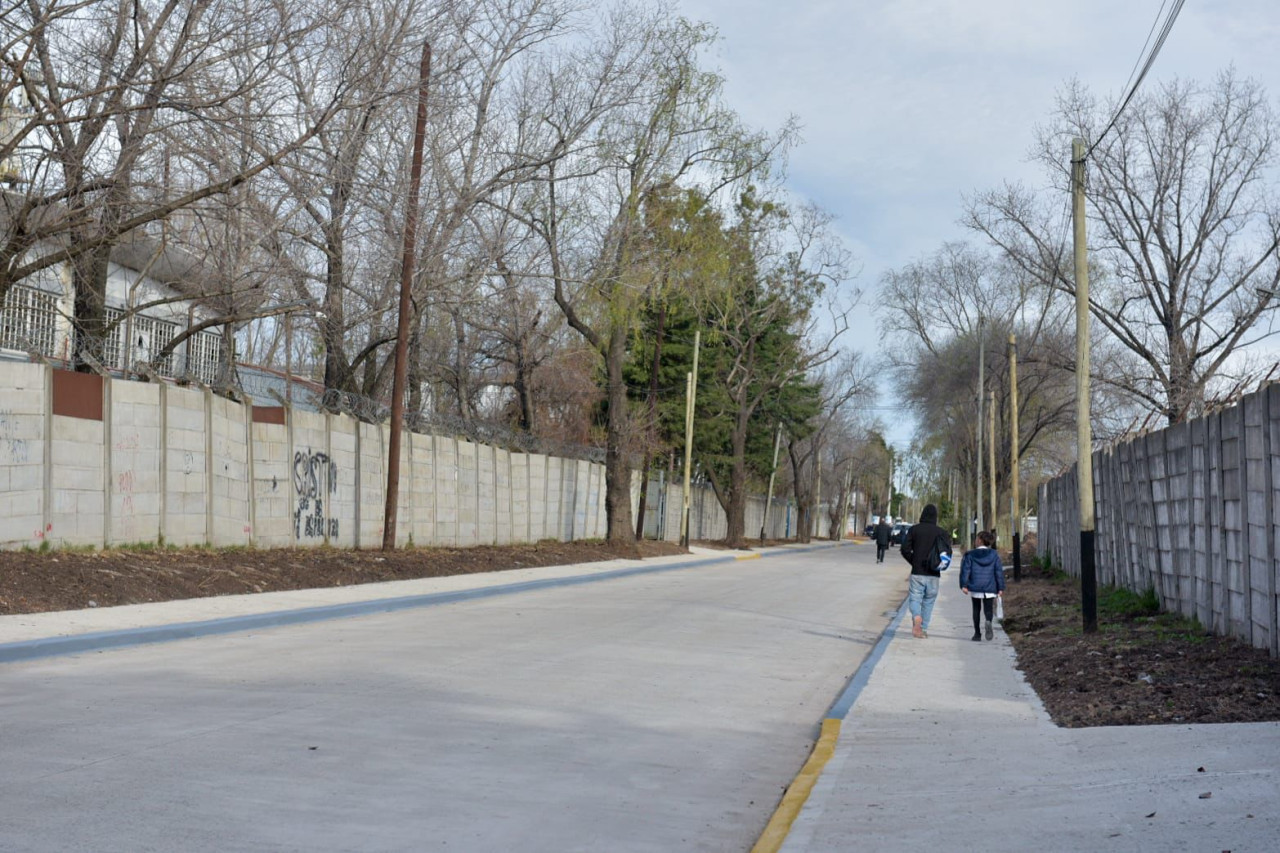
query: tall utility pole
760 422 783 542
988 389 996 546
383 41 431 551
1009 334 1021 581
812 446 822 539
679 330 701 548
975 318 985 541
839 465 854 540
1073 137 1097 632
885 453 893 519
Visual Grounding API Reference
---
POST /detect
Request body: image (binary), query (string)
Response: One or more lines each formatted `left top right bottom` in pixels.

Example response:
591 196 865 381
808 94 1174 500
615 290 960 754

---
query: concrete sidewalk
0 543 828 659
780 578 1280 852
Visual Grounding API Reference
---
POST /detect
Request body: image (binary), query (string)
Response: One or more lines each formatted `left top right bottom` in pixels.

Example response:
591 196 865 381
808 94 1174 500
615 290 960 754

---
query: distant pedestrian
960 530 1006 641
900 503 952 638
873 517 892 563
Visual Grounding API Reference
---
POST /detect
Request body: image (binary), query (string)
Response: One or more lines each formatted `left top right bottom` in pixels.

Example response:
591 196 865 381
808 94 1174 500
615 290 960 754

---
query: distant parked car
890 522 910 545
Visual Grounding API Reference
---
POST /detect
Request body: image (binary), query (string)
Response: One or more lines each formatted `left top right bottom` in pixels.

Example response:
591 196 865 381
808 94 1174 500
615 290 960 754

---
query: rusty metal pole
383 41 431 551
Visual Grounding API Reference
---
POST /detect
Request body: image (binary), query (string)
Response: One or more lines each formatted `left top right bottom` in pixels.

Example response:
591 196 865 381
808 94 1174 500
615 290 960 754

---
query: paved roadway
0 544 902 852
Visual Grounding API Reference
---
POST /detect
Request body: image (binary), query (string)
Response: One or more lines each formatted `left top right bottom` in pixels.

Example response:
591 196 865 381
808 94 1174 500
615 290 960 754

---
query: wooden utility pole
1073 137 1097 632
679 330 701 548
988 389 997 546
1009 334 1021 581
383 41 431 551
976 318 985 540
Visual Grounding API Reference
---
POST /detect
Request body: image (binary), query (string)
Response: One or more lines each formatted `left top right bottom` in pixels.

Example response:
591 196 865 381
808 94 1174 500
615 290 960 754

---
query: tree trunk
71 245 111 372
514 349 535 431
787 443 812 544
723 419 750 547
634 302 666 540
603 329 635 542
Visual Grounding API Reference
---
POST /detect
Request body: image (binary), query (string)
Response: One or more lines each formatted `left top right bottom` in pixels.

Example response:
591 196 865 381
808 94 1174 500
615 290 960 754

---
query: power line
1085 0 1188 160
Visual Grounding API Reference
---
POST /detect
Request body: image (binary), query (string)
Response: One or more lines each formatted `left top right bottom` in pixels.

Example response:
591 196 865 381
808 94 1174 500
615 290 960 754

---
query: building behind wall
0 233 226 383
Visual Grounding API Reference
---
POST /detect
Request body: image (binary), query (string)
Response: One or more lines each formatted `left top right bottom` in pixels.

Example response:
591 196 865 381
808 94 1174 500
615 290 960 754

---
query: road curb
0 541 842 664
750 594 908 853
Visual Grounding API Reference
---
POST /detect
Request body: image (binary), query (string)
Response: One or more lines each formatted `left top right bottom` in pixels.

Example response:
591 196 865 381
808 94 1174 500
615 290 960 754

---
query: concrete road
0 544 902 852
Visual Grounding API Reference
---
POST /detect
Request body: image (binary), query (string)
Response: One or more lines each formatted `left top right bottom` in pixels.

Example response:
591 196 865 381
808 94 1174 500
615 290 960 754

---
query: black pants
972 596 995 631
876 544 887 562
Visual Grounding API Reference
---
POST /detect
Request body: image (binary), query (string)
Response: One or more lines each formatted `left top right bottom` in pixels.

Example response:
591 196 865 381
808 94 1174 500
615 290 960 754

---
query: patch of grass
1150 611 1207 643
1045 566 1073 584
115 540 158 551
1099 585 1160 619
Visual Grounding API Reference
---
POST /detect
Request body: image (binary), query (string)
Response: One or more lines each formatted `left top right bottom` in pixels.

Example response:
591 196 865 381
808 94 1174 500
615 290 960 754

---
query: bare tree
515 6 786 541
968 72 1280 424
0 0 383 370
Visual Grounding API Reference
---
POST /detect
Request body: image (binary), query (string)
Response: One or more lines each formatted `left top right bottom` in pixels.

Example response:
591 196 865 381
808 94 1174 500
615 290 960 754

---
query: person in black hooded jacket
900 503 951 638
872 517 892 563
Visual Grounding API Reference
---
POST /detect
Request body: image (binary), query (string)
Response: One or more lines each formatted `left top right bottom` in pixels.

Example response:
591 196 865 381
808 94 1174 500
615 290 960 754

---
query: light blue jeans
908 574 940 631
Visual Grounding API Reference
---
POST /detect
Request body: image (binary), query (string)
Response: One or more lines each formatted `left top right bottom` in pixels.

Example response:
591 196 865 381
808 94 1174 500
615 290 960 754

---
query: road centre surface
0 544 902 852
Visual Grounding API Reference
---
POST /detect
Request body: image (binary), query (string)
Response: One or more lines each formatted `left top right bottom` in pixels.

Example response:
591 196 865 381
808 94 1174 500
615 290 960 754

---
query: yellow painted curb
750 717 842 853
735 553 763 561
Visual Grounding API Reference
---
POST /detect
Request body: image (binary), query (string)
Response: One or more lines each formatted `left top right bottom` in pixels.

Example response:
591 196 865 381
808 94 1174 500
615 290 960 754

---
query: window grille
0 284 59 358
186 330 224 384
103 307 124 370
130 313 179 376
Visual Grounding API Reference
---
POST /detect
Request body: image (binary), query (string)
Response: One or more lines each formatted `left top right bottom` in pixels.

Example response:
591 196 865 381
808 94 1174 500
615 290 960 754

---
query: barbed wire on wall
223 369 608 463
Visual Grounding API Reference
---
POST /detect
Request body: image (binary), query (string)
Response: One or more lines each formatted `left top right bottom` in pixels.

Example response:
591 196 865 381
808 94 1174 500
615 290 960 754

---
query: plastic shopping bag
996 596 1005 622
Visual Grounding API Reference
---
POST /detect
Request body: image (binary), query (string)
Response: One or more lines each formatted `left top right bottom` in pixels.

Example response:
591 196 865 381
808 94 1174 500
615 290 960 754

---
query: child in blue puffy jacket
959 530 1006 641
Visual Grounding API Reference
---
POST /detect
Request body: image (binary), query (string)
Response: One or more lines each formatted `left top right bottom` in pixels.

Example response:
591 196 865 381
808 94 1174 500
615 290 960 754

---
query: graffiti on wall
0 409 30 464
293 449 339 539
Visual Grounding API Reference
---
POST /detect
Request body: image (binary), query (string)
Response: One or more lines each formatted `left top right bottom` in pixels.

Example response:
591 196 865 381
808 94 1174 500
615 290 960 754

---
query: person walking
873 516 892 563
900 503 951 638
960 530 1006 641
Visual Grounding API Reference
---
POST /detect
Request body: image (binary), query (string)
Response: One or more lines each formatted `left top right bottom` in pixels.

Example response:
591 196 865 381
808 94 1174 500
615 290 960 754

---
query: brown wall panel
51 369 103 421
252 406 286 425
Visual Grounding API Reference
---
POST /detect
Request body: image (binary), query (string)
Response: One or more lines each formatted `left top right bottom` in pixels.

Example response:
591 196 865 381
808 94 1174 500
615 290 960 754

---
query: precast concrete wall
1038 382 1280 657
0 363 613 552
647 480 834 543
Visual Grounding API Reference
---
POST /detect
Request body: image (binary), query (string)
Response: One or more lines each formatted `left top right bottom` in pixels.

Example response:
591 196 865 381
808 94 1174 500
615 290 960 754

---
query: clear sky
676 0 1280 450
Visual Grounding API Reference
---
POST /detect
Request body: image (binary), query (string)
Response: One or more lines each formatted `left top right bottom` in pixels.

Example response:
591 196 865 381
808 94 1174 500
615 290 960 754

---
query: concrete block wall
510 452 529 544
50 412 105 547
456 439 478 546
528 454 548 542
1039 381 1280 657
163 386 208 546
478 444 497 545
324 415 356 549
495 448 512 545
434 436 458 546
210 394 250 546
0 363 47 548
3 362 795 555
544 456 563 541
109 379 162 545
251 419 292 548
406 431 434 547
652 481 824 543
